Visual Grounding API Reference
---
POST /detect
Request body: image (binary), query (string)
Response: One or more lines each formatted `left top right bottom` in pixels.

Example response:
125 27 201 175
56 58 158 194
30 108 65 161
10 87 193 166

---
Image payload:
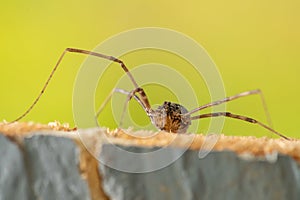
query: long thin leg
118 87 155 128
190 112 290 140
12 48 151 122
95 88 147 127
184 89 273 127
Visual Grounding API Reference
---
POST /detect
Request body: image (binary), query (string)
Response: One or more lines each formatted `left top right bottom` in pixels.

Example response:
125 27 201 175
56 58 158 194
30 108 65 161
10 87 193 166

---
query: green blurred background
0 0 299 138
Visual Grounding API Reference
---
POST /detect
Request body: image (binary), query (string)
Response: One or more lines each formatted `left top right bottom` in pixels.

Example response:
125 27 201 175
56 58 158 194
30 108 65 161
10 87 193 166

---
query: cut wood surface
1 121 300 200
0 121 299 162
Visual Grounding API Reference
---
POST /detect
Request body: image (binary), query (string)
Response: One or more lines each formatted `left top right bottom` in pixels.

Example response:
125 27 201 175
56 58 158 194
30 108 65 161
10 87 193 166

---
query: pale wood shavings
104 129 300 162
0 120 76 136
0 121 299 162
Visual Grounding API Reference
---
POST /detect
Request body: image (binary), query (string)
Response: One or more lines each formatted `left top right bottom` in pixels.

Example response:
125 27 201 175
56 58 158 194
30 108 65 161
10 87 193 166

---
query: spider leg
190 112 290 140
184 89 273 127
95 88 146 119
12 47 152 122
94 88 148 128
118 87 153 128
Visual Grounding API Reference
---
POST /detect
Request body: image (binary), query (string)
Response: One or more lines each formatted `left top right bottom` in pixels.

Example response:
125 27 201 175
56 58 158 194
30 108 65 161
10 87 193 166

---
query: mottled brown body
150 101 191 133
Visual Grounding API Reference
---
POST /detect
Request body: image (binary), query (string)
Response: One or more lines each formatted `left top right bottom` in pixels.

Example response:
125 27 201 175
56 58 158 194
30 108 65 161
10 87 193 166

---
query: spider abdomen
151 101 191 133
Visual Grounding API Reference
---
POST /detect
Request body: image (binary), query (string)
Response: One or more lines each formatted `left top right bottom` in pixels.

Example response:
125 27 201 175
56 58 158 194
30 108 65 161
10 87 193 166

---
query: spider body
150 101 191 133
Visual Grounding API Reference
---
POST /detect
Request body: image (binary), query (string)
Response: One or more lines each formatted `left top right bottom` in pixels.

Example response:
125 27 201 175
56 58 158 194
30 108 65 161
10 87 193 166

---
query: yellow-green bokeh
1 1 299 138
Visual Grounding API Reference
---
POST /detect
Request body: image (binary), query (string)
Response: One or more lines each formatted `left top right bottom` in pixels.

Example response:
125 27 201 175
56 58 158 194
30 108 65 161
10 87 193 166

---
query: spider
12 48 290 140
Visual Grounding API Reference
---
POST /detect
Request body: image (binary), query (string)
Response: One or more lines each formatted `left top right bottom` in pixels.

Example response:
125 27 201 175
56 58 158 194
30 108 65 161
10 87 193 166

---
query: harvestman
12 48 290 140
